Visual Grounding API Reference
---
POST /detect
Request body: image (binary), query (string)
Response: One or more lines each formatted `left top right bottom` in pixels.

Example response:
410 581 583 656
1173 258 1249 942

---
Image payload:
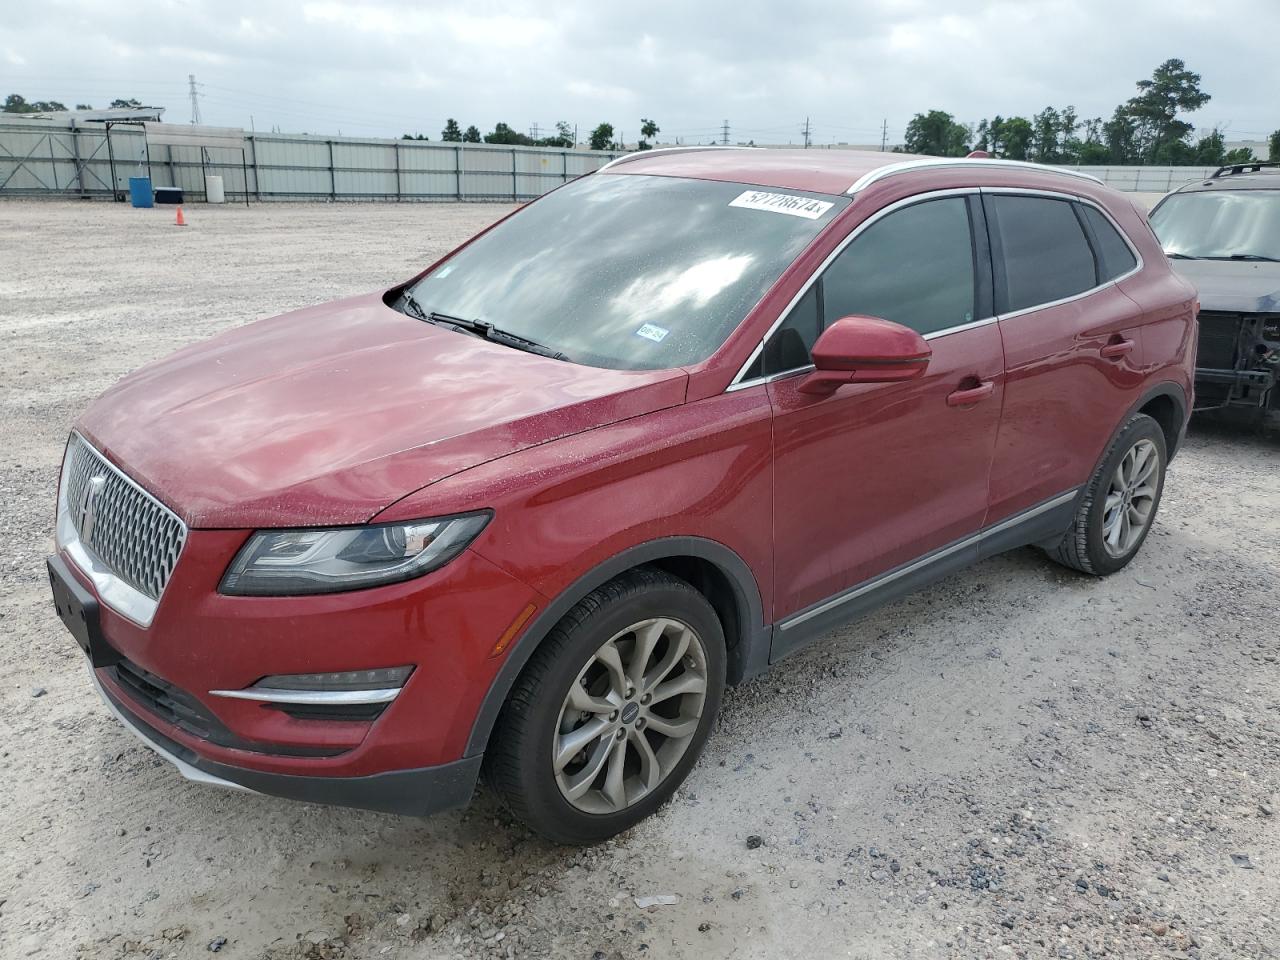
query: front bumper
49 521 544 813
89 663 482 815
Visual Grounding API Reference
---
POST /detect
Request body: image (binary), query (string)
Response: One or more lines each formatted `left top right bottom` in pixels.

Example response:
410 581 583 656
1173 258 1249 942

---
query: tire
1048 412 1167 576
483 567 726 845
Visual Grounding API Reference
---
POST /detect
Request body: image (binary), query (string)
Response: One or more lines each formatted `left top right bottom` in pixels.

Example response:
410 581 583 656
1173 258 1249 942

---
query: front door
761 193 1006 637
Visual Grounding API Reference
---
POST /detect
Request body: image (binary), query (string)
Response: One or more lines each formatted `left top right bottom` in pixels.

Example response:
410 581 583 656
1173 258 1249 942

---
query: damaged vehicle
1150 162 1280 414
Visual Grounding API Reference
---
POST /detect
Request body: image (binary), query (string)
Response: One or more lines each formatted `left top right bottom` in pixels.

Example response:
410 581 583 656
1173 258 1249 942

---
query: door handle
946 381 994 407
1100 337 1136 360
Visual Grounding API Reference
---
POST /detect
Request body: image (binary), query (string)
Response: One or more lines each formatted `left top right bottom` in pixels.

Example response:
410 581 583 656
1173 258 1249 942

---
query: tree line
4 94 150 113
405 118 660 151
902 59 1280 166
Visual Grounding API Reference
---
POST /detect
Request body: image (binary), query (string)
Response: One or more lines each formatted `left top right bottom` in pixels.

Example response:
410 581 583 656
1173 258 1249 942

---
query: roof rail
847 156 1104 194
1210 160 1280 178
597 145 759 173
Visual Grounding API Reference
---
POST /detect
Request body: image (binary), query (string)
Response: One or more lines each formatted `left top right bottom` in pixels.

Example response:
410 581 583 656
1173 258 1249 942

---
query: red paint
57 150 1195 796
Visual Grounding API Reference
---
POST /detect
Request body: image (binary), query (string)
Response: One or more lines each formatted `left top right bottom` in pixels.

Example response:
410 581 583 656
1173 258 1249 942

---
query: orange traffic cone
175 206 186 227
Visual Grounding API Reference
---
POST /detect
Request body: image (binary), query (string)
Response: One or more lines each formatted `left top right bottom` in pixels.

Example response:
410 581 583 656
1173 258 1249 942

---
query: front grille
112 658 221 743
1197 311 1244 369
62 434 187 601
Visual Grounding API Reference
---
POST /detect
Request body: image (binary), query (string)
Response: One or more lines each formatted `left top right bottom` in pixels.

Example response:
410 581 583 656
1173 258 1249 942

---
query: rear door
983 191 1147 523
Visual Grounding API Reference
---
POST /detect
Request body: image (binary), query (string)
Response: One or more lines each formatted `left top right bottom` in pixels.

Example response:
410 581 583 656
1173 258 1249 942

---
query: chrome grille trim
57 432 188 627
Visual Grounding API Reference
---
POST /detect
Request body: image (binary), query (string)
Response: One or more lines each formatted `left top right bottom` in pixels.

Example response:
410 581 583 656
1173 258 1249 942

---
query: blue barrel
128 176 153 208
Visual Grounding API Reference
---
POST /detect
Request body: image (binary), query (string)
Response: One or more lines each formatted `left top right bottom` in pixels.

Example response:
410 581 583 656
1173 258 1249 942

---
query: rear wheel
1048 412 1166 576
484 568 725 844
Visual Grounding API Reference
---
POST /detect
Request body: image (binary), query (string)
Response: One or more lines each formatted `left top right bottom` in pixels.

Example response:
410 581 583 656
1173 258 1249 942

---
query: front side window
821 197 976 334
405 173 847 371
989 195 1097 312
744 197 977 379
1150 190 1280 261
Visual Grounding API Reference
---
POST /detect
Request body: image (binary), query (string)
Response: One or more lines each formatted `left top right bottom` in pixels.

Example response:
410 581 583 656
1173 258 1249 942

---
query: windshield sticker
635 323 670 343
729 190 834 220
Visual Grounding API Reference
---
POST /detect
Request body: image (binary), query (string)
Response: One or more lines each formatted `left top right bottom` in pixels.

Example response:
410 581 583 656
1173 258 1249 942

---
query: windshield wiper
1165 252 1201 260
398 288 430 320
418 308 569 361
1222 253 1280 262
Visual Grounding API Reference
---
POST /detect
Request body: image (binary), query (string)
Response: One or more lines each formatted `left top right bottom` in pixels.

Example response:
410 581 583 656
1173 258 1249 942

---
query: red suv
48 149 1196 843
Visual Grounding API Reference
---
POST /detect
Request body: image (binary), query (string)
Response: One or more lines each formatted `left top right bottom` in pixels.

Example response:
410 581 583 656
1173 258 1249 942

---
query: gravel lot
1 199 1277 960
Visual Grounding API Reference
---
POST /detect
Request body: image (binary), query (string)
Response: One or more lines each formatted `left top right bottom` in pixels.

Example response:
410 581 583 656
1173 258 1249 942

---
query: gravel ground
1 199 1277 960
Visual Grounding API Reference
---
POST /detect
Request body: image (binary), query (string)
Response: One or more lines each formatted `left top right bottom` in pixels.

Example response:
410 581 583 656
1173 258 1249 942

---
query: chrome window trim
726 186 1145 392
726 187 982 392
846 157 1103 195
56 431 188 628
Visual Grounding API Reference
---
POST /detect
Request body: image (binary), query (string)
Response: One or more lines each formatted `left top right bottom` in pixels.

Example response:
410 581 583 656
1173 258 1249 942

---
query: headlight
219 511 491 596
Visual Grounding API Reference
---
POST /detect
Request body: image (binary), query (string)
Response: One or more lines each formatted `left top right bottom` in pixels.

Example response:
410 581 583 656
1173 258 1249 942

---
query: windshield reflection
409 174 846 371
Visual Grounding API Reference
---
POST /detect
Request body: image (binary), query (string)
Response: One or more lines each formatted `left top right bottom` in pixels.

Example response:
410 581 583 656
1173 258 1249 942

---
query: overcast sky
4 0 1277 146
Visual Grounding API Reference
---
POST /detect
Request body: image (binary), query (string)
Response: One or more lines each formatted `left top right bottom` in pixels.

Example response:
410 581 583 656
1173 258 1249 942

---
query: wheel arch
464 537 770 758
1132 381 1188 461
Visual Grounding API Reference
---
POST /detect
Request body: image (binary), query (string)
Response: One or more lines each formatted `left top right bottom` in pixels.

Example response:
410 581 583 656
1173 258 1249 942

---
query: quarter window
1079 204 1138 280
989 195 1097 313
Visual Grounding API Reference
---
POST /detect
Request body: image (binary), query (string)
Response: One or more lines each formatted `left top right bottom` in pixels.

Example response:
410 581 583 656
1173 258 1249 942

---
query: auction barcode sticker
728 190 834 220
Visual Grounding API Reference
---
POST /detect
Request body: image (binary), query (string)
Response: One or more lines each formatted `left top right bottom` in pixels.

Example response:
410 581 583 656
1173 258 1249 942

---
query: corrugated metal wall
0 120 622 201
0 120 1237 201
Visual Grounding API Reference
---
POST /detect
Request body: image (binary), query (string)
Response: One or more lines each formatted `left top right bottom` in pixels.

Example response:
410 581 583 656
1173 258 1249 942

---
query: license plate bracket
47 555 121 668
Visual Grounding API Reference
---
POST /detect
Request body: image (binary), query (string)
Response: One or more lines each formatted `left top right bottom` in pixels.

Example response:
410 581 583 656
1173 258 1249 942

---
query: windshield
1150 190 1280 261
405 173 847 370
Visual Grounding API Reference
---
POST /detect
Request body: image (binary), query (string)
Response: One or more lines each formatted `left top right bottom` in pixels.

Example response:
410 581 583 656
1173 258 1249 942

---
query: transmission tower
188 74 202 125
880 118 889 151
802 117 812 149
721 119 730 145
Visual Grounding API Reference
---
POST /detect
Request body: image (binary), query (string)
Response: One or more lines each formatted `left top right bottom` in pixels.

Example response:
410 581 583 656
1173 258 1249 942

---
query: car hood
1169 259 1280 314
77 293 688 527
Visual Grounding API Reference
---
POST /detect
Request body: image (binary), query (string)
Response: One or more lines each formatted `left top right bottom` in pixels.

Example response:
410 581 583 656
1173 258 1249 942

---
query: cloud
2 0 1275 144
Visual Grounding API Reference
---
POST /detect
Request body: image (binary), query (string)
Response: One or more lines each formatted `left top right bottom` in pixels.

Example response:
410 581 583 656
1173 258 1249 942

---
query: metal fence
0 119 1233 202
0 119 622 202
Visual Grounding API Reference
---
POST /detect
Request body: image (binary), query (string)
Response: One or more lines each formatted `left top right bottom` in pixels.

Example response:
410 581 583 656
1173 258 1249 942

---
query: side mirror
798 315 931 395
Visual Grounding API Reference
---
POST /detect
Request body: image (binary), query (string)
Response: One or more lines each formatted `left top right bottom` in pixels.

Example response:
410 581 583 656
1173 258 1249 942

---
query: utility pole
802 117 812 149
880 118 888 152
188 74 201 125
721 119 730 145
530 122 540 141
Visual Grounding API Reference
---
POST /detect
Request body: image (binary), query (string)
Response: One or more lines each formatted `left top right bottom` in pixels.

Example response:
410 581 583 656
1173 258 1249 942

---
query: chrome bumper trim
207 686 402 705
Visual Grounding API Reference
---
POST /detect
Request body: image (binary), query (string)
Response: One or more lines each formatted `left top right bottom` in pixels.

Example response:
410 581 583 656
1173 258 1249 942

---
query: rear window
989 195 1097 313
405 173 847 371
1079 205 1138 280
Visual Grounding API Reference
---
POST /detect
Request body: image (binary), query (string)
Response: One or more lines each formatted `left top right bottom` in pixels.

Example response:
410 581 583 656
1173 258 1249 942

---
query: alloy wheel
553 617 709 814
1102 438 1159 558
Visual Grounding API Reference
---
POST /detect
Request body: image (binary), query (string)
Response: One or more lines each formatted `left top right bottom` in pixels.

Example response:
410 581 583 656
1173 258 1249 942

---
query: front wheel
483 568 725 844
1048 412 1167 576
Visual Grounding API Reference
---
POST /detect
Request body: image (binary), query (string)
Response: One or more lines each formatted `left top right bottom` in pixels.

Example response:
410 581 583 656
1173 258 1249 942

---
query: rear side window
989 195 1097 313
821 197 976 335
1079 204 1138 280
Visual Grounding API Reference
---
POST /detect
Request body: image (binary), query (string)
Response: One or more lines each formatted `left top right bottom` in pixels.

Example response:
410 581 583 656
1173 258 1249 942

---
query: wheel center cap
621 702 640 724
